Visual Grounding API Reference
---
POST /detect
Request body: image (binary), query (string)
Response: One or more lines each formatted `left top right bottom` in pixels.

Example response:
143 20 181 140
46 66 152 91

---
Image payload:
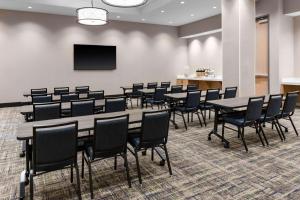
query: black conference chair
224 87 238 99
277 91 299 137
31 88 47 96
75 86 89 94
258 94 284 143
29 121 81 199
54 87 69 96
71 99 95 117
147 82 158 89
128 83 144 108
105 98 126 113
61 93 79 102
83 115 131 199
187 85 198 92
145 87 167 109
88 90 104 100
174 91 203 130
128 110 172 184
171 85 183 93
161 82 171 89
32 95 52 104
33 102 61 121
199 89 220 126
222 96 266 152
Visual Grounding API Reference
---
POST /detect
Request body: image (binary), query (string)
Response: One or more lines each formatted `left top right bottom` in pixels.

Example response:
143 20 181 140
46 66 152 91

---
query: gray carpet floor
1 107 300 199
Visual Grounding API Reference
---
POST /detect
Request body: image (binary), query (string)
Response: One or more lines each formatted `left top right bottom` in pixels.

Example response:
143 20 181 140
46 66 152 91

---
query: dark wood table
207 96 271 148
20 99 105 115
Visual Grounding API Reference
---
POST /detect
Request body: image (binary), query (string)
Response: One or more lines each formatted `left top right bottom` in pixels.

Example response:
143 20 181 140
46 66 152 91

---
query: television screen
74 44 116 70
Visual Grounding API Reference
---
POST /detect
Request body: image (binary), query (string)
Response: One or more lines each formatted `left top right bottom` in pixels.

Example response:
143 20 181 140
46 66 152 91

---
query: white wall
0 10 188 103
186 32 222 75
294 16 300 76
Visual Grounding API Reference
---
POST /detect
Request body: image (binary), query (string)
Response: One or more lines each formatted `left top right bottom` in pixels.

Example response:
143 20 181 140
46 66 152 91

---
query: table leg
208 107 230 148
167 99 179 129
25 139 30 184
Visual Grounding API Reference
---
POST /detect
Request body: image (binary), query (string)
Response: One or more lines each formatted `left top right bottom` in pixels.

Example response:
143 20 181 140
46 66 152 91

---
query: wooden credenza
176 77 223 90
281 78 300 105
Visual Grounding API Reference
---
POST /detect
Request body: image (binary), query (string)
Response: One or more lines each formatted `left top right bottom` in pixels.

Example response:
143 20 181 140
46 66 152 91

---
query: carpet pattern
1 107 300 199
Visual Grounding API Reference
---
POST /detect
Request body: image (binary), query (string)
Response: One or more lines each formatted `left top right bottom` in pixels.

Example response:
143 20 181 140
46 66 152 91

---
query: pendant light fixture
101 0 148 8
77 0 108 25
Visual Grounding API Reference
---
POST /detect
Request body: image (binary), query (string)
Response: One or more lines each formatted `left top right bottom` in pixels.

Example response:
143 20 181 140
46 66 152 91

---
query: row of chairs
32 98 127 121
31 86 90 96
222 91 299 152
172 87 237 130
29 110 172 199
32 90 104 104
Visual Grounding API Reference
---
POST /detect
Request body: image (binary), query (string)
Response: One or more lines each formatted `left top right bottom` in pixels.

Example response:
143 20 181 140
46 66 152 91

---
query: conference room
1 0 300 199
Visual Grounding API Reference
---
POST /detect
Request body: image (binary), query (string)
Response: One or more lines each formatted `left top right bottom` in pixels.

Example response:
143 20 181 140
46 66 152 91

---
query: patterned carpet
1 107 300 199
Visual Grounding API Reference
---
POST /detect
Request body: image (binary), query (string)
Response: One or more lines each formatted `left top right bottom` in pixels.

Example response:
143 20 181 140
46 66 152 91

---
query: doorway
256 16 270 96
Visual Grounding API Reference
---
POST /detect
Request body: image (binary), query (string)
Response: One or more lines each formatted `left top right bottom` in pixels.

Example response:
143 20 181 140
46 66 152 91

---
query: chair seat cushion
128 137 140 148
223 115 245 126
199 104 213 110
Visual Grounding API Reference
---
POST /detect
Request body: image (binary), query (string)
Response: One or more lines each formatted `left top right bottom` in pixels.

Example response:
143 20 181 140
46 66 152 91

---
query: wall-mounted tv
74 44 116 70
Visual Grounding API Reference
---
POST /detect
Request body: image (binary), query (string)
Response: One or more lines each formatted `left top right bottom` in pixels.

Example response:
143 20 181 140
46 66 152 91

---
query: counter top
282 78 300 86
177 75 223 82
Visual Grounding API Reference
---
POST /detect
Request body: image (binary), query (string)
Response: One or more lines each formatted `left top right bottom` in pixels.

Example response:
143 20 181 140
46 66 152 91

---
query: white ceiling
0 0 221 26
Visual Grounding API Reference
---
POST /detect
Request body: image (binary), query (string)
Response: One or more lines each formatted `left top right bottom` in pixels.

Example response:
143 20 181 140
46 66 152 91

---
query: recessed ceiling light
169 21 173 24
161 10 165 13
190 14 194 17
213 6 217 9
116 16 120 18
142 18 146 21
180 1 185 4
28 6 32 9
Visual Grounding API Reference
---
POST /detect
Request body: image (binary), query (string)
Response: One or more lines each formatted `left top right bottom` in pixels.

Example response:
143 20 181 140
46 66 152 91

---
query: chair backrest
187 85 198 92
61 93 79 102
71 99 95 117
186 91 201 109
54 87 69 96
153 87 167 101
132 83 144 95
205 89 220 101
224 87 237 99
147 82 158 89
282 91 299 116
33 102 61 121
265 94 283 118
93 115 129 158
161 82 171 88
245 96 265 122
105 98 126 113
140 110 170 147
31 88 47 96
75 86 89 94
32 121 78 172
32 95 52 104
171 85 183 93
88 90 104 100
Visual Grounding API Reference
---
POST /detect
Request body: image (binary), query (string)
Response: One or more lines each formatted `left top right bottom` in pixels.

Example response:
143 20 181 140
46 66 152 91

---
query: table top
207 96 270 109
16 108 155 140
20 99 105 114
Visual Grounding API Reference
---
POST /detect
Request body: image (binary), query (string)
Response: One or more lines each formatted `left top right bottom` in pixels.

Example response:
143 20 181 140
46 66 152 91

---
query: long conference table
207 96 272 148
17 108 156 199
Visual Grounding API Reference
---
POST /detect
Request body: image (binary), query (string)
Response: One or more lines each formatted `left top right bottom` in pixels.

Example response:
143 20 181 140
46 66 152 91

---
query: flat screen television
74 44 116 70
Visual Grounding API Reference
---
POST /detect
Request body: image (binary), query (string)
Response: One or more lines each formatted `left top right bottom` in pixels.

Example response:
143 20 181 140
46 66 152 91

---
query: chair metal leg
276 119 286 140
255 123 265 147
163 144 172 175
289 116 299 136
75 164 82 200
181 112 188 130
222 122 225 142
151 148 154 161
259 123 269 146
87 161 94 199
209 110 211 119
29 171 33 200
81 151 84 178
114 155 117 170
274 120 284 141
196 112 203 127
200 110 207 126
187 113 190 123
134 149 142 184
239 127 248 152
71 164 73 183
123 153 132 188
